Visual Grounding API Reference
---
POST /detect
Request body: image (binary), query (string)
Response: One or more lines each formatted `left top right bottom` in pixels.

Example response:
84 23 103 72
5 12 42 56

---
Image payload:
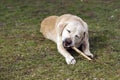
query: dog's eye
75 35 80 38
67 30 71 33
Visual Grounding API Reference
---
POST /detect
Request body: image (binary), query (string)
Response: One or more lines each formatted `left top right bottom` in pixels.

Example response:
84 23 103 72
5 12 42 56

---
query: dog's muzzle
63 38 72 48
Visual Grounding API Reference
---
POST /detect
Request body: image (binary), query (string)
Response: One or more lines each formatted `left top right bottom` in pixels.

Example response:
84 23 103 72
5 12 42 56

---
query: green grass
0 0 120 80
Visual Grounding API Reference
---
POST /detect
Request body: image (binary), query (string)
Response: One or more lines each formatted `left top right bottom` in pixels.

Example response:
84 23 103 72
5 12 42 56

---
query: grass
0 0 120 80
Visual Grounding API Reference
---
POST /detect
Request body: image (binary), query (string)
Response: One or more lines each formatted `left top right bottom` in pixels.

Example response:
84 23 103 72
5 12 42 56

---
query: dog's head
57 18 88 48
63 22 88 48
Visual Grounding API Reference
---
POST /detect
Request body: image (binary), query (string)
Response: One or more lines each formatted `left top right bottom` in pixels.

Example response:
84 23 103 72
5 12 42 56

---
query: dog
40 14 93 64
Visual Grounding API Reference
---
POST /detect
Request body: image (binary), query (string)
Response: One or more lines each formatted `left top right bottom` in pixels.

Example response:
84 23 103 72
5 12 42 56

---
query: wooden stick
72 46 92 61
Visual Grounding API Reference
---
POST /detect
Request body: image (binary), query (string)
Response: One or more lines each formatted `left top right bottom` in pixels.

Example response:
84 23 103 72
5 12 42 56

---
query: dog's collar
60 24 67 36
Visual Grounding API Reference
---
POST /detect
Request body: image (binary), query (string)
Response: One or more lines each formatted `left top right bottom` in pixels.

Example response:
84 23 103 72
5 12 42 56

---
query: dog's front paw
65 56 76 65
86 53 94 59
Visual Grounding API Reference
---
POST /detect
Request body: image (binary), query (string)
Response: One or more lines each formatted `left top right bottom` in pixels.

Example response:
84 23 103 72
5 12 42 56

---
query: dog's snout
65 38 72 45
63 38 72 47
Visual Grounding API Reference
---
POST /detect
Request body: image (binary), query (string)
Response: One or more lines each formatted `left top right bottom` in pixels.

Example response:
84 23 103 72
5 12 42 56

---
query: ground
0 0 120 80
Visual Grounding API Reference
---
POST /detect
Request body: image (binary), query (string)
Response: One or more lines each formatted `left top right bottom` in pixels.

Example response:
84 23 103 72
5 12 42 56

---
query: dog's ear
83 22 89 42
56 23 67 36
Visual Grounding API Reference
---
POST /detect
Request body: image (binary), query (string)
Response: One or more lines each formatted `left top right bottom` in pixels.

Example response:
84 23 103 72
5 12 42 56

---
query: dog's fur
40 14 93 64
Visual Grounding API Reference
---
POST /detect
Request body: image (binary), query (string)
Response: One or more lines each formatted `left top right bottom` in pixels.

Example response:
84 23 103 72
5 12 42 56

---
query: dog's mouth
63 41 72 48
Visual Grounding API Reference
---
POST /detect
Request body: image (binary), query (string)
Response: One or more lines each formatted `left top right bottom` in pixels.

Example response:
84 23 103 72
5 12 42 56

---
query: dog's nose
64 38 72 47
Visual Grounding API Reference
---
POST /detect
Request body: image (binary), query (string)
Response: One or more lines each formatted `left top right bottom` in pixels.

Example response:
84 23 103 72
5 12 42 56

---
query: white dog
40 14 93 64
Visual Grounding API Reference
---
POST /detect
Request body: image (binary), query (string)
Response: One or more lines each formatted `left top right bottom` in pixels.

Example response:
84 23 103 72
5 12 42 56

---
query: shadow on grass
90 30 111 49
